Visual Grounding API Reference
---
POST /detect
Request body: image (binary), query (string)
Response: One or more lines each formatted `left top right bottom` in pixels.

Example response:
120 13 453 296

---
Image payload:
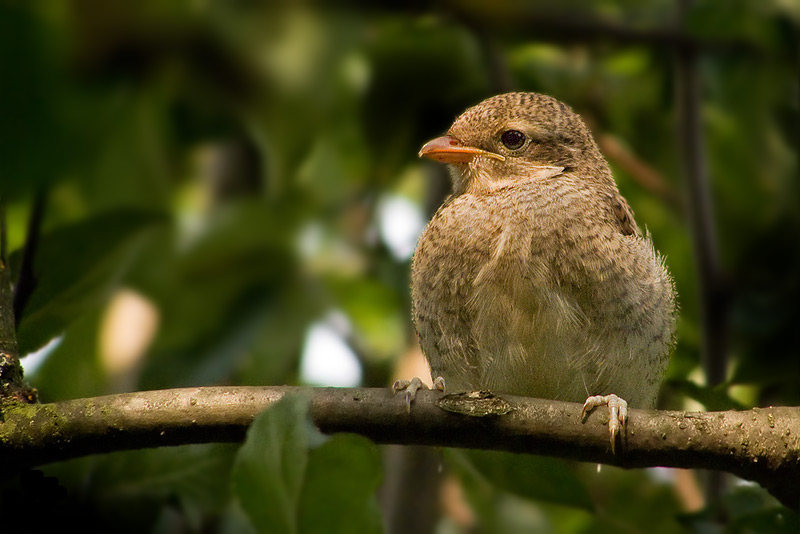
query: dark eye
500 129 526 150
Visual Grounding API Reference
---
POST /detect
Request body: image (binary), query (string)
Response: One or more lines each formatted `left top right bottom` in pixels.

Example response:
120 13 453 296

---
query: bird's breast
411 186 675 406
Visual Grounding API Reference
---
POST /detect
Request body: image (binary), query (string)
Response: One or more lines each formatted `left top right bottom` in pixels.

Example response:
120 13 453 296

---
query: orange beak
418 135 505 163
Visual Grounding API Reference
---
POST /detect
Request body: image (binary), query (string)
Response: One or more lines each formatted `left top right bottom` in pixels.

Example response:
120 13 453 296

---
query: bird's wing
611 196 638 236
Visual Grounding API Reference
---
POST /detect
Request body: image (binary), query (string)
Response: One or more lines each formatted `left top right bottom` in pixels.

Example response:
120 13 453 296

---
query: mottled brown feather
412 92 676 409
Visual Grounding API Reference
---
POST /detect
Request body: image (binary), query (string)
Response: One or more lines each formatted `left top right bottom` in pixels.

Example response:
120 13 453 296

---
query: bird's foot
581 394 628 454
392 376 446 412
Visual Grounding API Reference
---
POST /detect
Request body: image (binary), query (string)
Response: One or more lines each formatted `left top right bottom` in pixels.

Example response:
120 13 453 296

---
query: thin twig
676 0 728 389
0 199 33 402
0 200 6 268
597 133 682 212
442 3 760 54
13 191 46 328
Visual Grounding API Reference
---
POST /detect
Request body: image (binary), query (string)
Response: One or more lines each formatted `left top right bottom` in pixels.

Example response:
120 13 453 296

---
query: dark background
1 0 798 532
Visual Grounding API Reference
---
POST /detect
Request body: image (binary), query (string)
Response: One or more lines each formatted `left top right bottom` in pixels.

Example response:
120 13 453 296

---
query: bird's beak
418 135 505 163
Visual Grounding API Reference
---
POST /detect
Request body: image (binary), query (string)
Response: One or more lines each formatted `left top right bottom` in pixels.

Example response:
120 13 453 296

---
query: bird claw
432 376 446 391
581 394 628 454
392 376 446 412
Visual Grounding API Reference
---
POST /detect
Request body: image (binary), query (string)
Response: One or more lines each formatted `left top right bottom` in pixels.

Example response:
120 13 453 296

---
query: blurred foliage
232 394 382 533
0 0 798 531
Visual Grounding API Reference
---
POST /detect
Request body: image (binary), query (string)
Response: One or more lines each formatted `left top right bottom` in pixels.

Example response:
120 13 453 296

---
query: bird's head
419 92 610 195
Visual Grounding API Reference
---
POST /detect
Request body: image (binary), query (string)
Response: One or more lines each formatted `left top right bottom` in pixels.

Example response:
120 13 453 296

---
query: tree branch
0 200 34 403
597 133 682 212
0 386 797 509
440 2 760 55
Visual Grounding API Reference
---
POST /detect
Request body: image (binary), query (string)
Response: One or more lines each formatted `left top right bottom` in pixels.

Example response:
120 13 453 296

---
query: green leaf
135 199 302 389
0 5 69 198
327 276 405 359
31 309 107 402
298 434 383 534
232 396 383 534
41 444 238 532
232 394 314 534
13 209 166 354
723 484 799 534
449 449 594 511
665 378 745 411
92 445 237 528
577 464 684 534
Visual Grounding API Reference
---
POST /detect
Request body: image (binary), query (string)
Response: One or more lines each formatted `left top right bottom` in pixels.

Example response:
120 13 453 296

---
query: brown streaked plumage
407 92 676 449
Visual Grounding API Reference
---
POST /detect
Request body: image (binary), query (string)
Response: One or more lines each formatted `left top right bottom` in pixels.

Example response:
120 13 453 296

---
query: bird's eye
500 129 526 150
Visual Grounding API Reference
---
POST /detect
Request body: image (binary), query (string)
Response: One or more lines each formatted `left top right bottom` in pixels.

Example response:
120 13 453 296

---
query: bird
395 92 676 451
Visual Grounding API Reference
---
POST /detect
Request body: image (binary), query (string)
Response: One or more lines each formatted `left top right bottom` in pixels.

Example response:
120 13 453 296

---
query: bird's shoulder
609 194 638 236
